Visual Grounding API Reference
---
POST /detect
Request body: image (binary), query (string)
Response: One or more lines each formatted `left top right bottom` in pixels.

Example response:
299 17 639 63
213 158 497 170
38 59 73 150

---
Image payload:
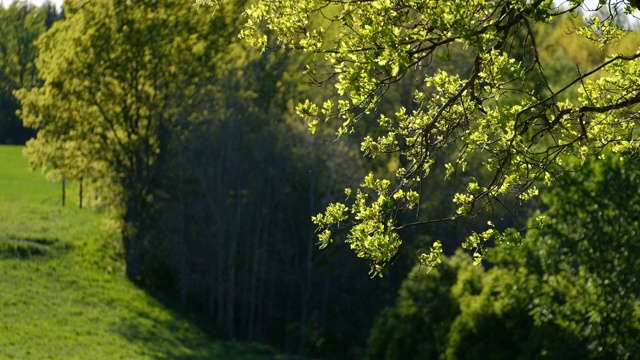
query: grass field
0 145 297 359
0 146 61 205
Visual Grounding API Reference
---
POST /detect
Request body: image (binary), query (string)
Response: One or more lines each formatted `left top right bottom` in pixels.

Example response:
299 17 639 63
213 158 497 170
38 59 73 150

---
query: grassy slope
0 145 296 360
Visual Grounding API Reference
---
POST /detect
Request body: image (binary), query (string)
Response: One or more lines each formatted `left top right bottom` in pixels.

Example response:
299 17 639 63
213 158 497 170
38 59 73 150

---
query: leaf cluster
239 0 640 273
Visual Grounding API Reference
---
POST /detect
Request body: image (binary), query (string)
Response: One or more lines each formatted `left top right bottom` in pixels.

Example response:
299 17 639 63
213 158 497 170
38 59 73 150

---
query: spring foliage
237 0 640 273
16 0 259 289
18 1 393 352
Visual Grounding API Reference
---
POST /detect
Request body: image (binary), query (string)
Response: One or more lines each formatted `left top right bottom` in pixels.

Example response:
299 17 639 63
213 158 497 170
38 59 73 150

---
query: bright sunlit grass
0 145 61 205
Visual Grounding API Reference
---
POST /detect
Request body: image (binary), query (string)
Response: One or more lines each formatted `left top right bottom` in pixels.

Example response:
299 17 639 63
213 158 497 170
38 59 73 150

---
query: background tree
144 39 407 355
366 250 483 360
17 0 235 282
490 154 640 358
0 2 61 144
19 0 407 356
367 153 640 359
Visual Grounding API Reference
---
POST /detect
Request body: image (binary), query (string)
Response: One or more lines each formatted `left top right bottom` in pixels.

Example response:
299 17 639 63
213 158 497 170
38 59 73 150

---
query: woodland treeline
0 2 60 144
3 1 640 358
3 1 403 357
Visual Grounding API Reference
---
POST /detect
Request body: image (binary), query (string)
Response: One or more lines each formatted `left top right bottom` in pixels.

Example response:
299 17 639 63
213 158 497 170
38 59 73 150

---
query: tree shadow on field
113 301 292 360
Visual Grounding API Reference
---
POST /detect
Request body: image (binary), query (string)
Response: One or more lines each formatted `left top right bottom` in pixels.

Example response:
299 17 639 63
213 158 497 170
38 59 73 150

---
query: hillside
0 145 297 359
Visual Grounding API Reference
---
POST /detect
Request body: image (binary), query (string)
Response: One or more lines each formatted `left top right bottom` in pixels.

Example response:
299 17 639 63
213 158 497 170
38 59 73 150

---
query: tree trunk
61 176 65 207
122 193 148 284
226 196 243 339
78 178 83 209
124 231 144 283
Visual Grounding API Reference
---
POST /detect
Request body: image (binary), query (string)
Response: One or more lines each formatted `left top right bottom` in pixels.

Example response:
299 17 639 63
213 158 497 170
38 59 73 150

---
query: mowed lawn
0 145 296 360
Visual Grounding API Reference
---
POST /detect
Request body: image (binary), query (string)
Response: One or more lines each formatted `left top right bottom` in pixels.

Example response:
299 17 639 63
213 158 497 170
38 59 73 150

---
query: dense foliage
16 0 404 356
18 0 234 280
0 2 61 144
240 0 640 273
12 0 640 357
367 155 640 359
366 251 482 360
493 155 640 358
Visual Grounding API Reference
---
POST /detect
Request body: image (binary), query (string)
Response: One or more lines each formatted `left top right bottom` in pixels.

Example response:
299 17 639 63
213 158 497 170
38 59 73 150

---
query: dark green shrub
366 251 483 360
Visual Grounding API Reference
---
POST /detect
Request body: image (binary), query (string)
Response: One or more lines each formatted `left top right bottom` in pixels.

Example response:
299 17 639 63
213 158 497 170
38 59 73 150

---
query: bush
366 155 640 359
366 250 483 360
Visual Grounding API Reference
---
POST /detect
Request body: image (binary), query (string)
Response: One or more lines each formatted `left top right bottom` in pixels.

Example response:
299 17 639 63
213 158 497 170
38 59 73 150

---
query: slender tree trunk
256 224 269 341
78 178 83 209
249 184 270 340
215 157 226 329
298 170 316 353
122 185 150 284
61 176 65 207
226 196 243 339
123 228 144 283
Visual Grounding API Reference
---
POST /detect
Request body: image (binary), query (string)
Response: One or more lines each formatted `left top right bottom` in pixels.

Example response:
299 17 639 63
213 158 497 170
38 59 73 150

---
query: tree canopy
0 2 60 144
366 154 640 359
491 154 640 357
17 0 240 279
237 0 640 273
17 1 398 354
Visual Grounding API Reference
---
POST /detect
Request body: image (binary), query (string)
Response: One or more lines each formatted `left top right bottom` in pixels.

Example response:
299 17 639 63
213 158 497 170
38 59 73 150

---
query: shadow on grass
0 236 70 259
114 299 295 360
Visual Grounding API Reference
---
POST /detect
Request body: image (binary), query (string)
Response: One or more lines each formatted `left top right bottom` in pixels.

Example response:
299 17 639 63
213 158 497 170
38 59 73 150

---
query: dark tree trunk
124 231 144 283
61 176 65 207
78 178 83 209
122 189 150 285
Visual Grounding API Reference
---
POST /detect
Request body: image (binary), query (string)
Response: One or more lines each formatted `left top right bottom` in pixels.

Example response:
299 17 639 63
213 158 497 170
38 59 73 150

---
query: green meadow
0 145 296 359
0 146 61 205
